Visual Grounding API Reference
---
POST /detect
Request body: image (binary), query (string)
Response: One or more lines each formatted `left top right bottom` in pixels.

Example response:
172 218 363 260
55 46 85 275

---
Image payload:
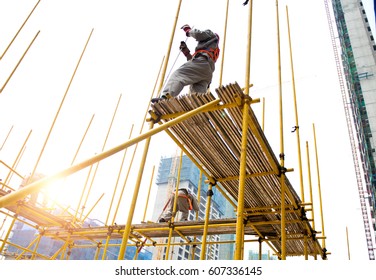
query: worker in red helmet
151 25 220 103
159 188 199 222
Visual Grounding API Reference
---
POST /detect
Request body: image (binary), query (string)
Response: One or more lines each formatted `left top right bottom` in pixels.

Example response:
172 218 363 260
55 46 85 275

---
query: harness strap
193 48 220 62
178 194 193 210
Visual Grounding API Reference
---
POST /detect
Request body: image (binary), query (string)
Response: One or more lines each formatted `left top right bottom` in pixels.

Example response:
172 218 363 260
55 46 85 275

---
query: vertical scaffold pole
0 125 13 152
286 5 305 202
165 150 183 260
117 0 183 260
0 0 41 60
306 141 315 231
346 226 351 260
276 0 287 260
313 124 326 250
29 29 94 182
201 183 214 260
218 0 230 87
235 0 253 260
191 170 202 259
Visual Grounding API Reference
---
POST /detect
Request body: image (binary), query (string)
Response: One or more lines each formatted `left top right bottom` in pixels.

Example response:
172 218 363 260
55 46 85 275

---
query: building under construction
326 0 376 259
0 0 351 260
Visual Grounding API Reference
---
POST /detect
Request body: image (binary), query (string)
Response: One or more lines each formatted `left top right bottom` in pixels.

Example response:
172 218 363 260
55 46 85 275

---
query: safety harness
178 192 193 210
193 48 220 62
193 35 220 62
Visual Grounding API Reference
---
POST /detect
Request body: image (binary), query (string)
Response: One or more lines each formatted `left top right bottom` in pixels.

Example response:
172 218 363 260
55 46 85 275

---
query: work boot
151 93 171 103
159 218 166 223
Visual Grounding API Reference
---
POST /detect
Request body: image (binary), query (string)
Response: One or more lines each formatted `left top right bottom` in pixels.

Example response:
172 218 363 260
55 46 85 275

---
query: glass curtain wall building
151 155 235 260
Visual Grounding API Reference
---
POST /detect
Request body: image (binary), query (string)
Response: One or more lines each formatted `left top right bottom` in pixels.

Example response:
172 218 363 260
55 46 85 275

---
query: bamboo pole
81 94 122 220
306 141 315 230
165 150 183 260
30 234 42 260
0 0 41 60
262 97 265 131
105 125 134 225
142 165 155 222
2 130 31 189
82 193 105 222
71 114 95 166
313 123 326 249
200 183 213 260
218 0 230 87
0 125 13 151
346 226 351 260
191 170 202 259
0 99 219 208
110 58 165 226
0 208 19 254
27 29 94 192
117 0 183 260
235 0 253 260
286 5 305 202
10 235 39 259
276 0 287 260
0 31 40 94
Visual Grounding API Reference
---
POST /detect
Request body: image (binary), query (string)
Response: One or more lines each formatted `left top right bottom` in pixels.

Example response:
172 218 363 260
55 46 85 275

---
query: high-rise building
151 154 235 260
327 0 376 259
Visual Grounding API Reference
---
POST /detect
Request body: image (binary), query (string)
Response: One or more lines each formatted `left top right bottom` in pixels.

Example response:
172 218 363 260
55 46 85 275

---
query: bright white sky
0 0 374 261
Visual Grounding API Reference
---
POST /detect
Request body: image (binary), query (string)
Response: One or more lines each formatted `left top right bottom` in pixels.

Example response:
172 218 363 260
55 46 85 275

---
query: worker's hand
179 41 188 50
181 24 191 36
179 41 192 61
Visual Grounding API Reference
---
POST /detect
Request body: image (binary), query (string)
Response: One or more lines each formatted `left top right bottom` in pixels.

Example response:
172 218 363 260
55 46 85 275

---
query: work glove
179 41 192 61
181 24 191 36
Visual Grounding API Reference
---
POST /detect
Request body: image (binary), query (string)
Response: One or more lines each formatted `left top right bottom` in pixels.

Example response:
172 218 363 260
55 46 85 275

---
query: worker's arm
188 28 216 42
181 24 216 42
190 194 200 212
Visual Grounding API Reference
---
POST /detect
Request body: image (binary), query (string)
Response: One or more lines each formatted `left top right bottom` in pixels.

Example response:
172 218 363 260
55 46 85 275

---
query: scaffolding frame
0 0 328 260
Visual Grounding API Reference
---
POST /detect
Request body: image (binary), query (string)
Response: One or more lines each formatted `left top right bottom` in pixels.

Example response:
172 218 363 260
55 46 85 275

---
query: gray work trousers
162 56 214 97
161 191 191 221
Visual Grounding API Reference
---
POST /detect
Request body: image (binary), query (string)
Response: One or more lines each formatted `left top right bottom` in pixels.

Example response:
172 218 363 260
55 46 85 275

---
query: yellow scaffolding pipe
276 0 287 260
0 99 220 208
0 30 40 94
116 103 218 259
313 123 326 249
218 0 230 87
191 170 202 259
306 141 315 231
286 5 305 202
142 165 155 222
28 29 94 193
110 56 165 226
200 183 213 260
0 125 13 151
0 0 41 60
118 0 183 257
105 124 134 225
81 94 122 221
165 149 183 260
235 0 253 260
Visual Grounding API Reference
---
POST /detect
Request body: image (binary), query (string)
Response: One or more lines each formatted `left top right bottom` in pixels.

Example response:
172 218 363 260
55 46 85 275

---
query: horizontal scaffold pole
0 99 220 208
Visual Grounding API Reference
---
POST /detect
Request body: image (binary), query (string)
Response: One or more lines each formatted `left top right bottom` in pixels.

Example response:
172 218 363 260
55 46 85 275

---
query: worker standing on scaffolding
151 25 220 103
159 188 199 222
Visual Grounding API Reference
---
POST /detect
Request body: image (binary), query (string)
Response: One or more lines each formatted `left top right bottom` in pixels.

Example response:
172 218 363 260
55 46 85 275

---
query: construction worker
159 188 199 222
151 25 220 103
